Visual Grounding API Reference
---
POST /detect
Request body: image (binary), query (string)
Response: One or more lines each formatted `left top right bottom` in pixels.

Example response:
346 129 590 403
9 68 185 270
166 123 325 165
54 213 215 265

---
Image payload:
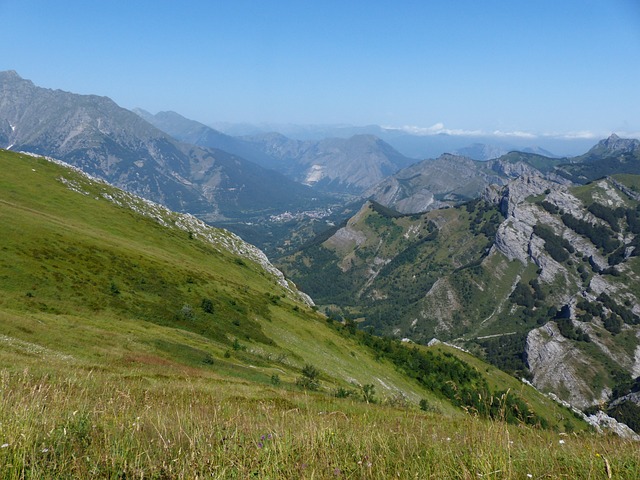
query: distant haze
209 122 598 158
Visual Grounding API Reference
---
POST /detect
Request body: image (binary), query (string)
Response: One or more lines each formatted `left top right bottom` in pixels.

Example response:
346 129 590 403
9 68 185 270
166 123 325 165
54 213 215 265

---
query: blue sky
1 0 639 139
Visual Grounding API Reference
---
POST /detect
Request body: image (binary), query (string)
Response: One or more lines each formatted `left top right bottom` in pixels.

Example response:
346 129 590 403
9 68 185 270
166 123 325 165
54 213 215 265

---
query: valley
2 70 640 477
4 148 621 478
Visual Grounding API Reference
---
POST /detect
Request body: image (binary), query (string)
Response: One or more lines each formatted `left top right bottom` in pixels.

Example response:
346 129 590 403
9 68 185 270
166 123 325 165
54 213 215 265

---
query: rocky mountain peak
593 133 640 153
0 70 21 80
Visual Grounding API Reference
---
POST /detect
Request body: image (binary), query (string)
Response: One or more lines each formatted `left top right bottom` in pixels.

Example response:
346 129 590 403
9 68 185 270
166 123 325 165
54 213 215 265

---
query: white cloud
492 130 537 139
382 123 484 137
382 124 640 141
540 130 597 140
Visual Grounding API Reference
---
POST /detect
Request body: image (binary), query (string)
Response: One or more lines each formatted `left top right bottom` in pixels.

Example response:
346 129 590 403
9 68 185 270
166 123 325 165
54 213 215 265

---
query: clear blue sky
1 0 639 139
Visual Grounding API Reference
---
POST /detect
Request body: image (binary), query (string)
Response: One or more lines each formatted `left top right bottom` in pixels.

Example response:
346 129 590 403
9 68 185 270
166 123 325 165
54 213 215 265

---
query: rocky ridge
488 173 640 408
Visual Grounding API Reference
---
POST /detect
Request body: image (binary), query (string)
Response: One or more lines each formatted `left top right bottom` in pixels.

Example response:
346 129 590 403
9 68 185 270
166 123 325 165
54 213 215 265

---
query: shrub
362 384 376 404
419 398 433 411
510 282 535 308
604 313 622 335
609 401 640 433
110 282 120 296
533 224 570 262
201 298 214 314
297 363 320 390
334 387 353 398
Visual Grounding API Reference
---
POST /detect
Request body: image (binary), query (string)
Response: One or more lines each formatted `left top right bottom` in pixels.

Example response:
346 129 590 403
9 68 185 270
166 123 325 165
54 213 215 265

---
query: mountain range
210 121 597 159
278 135 640 426
0 70 325 222
136 108 415 195
4 69 640 435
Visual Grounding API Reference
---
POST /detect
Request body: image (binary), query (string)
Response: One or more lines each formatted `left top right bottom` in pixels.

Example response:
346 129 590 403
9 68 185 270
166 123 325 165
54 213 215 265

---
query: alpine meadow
1 146 639 478
1 2 640 476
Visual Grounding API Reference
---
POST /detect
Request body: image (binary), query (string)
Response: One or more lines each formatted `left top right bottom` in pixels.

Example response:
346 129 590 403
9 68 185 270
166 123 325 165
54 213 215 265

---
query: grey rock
525 323 604 408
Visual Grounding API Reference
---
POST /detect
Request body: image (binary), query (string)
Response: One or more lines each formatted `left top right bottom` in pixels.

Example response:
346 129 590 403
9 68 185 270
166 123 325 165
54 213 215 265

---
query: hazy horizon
1 0 639 141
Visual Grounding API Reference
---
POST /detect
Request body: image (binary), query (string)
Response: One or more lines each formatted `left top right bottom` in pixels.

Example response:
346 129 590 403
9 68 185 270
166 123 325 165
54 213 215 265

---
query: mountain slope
133 108 278 168
280 170 640 420
136 109 416 195
556 134 640 182
0 70 326 221
366 151 567 214
0 148 437 400
242 133 416 194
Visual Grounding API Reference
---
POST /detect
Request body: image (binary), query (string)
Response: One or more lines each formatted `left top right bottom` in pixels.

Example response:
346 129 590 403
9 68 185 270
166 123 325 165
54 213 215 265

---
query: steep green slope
10 149 640 477
0 149 426 399
0 149 584 420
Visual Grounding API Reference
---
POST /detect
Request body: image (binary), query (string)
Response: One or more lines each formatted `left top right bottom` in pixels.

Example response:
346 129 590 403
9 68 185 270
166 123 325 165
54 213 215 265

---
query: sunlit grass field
1 150 639 478
2 362 639 479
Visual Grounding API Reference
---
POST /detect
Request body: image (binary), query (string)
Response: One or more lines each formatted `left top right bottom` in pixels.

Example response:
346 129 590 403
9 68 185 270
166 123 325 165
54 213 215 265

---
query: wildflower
527 475 533 478
333 468 341 476
1 443 9 448
559 439 565 445
257 442 263 448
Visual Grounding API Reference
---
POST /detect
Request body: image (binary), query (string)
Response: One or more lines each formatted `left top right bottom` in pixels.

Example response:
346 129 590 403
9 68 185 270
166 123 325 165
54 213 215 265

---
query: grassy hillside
279 198 506 341
1 149 639 477
0 150 444 401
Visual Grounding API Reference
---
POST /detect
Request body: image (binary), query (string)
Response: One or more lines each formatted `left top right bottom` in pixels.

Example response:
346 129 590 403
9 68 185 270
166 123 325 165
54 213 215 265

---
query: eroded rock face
491 174 640 407
525 323 605 408
420 278 462 335
324 202 370 254
494 217 533 265
492 175 564 270
585 411 640 440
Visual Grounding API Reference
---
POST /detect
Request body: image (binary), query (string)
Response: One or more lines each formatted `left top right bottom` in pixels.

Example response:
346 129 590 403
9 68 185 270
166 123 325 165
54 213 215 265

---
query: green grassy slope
4 149 636 477
278 198 506 341
0 149 441 400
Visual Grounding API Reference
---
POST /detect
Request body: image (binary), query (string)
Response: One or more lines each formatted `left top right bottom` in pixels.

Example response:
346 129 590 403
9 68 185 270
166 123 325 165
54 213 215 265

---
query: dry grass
1 366 638 479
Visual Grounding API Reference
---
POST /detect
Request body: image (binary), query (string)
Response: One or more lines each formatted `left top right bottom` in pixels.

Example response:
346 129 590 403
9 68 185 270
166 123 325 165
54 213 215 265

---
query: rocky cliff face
526 322 607 408
366 153 551 214
489 174 640 408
